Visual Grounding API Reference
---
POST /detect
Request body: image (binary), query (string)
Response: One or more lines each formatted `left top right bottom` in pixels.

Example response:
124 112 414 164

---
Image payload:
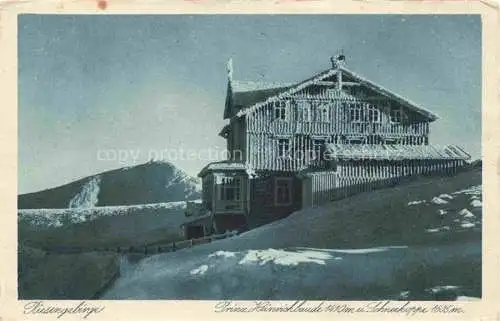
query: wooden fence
305 160 470 207
39 230 239 255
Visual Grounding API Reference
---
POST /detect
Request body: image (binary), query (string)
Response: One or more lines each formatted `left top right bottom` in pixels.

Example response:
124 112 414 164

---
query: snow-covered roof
338 66 438 121
325 144 471 161
232 66 439 121
224 81 293 118
234 68 335 118
198 161 247 177
231 80 295 93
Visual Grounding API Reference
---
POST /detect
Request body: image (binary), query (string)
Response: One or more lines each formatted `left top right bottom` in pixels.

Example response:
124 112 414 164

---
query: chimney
330 52 346 69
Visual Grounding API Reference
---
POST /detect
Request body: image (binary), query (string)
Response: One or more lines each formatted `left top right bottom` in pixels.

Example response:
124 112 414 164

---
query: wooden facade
184 56 470 236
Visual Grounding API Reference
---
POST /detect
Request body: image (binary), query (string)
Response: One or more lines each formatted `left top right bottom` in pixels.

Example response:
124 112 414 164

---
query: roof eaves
339 66 439 121
197 161 247 177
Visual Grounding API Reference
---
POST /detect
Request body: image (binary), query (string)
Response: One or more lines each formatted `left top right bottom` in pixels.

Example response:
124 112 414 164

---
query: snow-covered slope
18 161 201 209
103 167 482 300
68 176 101 208
18 201 189 229
18 201 197 249
104 242 479 300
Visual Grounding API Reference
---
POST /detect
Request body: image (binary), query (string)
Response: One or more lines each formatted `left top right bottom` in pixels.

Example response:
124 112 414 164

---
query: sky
18 14 481 194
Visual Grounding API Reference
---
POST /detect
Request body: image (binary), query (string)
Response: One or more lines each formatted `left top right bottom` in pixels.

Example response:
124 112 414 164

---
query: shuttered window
299 103 311 122
367 104 381 123
390 108 402 123
349 103 362 123
317 104 329 122
278 139 290 158
274 101 287 120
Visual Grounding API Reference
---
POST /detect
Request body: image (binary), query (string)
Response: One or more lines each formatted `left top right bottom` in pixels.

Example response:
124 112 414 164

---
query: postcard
0 0 499 320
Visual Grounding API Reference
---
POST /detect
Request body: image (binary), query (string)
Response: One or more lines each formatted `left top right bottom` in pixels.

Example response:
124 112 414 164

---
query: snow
470 199 482 208
407 200 426 206
459 209 475 218
428 285 460 293
103 242 480 300
399 291 410 299
190 265 209 275
456 296 480 301
438 194 454 200
238 249 332 266
209 251 236 258
425 226 450 233
300 246 408 254
461 222 475 228
431 197 448 205
453 185 481 196
68 176 101 208
438 209 448 216
97 175 482 300
165 169 189 189
18 201 190 228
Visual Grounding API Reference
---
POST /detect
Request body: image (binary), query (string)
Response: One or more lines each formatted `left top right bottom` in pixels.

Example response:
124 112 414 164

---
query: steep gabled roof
232 66 439 121
338 67 438 121
234 68 335 118
224 80 293 119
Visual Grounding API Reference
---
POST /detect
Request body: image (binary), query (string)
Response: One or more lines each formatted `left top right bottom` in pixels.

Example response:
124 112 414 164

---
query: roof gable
233 66 439 121
338 67 438 121
235 68 336 117
224 81 293 119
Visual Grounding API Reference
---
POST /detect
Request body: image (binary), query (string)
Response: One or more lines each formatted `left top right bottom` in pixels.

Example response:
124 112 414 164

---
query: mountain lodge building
182 55 471 239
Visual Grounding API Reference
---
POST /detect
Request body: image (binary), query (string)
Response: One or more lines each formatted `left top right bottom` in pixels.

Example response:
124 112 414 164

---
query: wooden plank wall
305 159 467 207
245 85 431 172
201 175 213 210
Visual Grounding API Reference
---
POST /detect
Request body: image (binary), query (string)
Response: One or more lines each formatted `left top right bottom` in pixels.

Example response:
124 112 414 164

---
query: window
299 102 311 122
278 138 290 158
367 104 381 123
274 101 287 120
390 108 402 123
349 103 362 122
275 178 292 205
317 104 329 122
312 139 325 161
218 177 241 201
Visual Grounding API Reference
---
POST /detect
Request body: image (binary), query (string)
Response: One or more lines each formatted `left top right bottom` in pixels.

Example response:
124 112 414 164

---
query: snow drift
103 168 482 300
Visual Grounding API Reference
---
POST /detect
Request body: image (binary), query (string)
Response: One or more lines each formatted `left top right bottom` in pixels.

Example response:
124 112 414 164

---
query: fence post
172 242 176 252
